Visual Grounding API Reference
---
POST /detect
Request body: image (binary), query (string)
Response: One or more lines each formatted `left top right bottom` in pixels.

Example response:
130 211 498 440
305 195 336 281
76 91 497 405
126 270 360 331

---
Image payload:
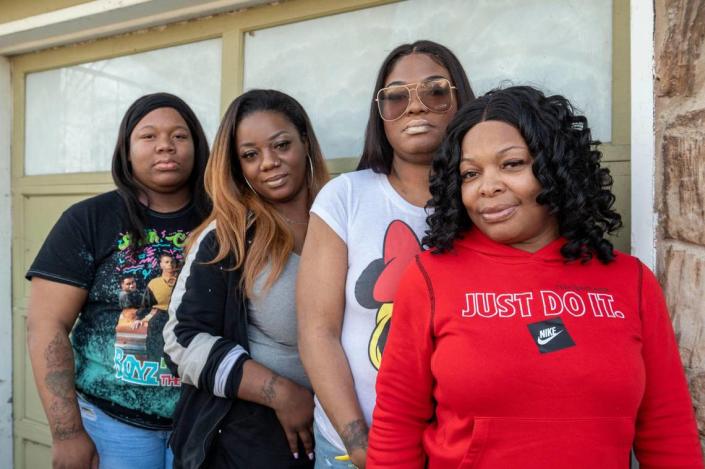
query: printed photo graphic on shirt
112 230 186 388
527 318 576 353
460 289 625 320
355 220 423 370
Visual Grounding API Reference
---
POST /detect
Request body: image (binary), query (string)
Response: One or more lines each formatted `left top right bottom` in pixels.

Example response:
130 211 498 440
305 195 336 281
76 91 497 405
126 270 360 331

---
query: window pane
244 0 611 159
25 39 222 175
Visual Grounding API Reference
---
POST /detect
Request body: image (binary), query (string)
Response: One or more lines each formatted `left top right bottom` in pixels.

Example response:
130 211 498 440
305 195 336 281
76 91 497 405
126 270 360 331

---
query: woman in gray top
164 89 330 468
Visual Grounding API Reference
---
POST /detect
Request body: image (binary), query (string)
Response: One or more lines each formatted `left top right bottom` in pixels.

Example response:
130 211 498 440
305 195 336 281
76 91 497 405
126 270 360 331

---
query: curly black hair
424 85 622 263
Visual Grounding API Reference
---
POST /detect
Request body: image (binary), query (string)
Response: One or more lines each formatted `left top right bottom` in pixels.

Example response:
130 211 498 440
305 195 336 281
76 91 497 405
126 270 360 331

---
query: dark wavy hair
357 40 475 173
425 85 622 263
111 92 211 243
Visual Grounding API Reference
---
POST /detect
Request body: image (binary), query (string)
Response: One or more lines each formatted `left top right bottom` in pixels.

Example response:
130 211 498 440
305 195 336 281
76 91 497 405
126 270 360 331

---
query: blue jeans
78 396 173 469
313 424 357 469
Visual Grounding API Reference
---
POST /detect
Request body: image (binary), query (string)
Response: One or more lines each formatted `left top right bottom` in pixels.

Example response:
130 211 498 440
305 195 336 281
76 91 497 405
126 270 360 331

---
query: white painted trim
0 0 270 55
0 55 14 469
0 0 152 35
630 0 656 270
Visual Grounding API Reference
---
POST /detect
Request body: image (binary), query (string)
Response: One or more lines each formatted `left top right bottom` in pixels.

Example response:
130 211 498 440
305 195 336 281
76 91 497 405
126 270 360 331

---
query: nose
405 86 427 115
260 149 281 171
478 170 505 197
156 134 175 153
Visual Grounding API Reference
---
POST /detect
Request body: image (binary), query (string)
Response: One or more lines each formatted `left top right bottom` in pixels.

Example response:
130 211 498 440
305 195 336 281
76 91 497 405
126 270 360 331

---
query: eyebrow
385 74 448 87
460 145 529 162
136 124 189 132
238 130 291 148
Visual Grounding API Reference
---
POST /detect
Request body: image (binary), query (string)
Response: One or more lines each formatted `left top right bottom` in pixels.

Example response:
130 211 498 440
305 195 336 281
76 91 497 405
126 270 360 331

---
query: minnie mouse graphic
354 220 424 370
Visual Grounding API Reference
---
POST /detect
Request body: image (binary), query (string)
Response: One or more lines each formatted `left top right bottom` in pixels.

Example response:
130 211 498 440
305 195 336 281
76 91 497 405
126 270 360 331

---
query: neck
388 156 432 208
139 187 191 213
272 190 309 254
509 220 561 253
272 188 310 225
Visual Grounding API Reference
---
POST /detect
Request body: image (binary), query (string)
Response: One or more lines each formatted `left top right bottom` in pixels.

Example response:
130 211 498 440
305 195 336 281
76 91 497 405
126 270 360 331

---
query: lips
403 119 433 135
263 173 288 188
478 204 518 222
154 160 179 171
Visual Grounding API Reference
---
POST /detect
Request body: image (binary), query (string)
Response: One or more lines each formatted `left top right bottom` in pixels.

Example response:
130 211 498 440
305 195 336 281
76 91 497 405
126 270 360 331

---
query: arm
26 277 99 469
633 262 703 468
163 228 313 458
367 258 435 468
297 214 368 466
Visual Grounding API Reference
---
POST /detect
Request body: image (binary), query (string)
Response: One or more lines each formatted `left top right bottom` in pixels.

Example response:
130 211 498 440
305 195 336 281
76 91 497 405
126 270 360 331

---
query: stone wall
654 0 705 452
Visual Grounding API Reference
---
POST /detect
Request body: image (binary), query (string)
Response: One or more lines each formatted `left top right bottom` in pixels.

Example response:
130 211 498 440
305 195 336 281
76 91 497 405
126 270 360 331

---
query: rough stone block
656 0 705 97
661 245 705 444
661 109 705 245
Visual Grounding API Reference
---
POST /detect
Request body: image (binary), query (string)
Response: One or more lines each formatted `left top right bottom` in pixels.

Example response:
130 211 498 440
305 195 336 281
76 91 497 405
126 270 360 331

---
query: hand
52 429 99 469
350 448 367 469
272 378 315 460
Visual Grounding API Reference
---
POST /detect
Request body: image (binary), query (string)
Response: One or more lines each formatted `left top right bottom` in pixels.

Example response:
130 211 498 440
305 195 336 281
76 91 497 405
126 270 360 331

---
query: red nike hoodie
367 228 703 469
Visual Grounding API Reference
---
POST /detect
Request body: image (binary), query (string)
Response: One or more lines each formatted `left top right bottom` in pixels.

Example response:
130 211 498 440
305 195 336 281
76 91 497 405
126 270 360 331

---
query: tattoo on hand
261 375 279 406
44 331 81 440
341 419 368 453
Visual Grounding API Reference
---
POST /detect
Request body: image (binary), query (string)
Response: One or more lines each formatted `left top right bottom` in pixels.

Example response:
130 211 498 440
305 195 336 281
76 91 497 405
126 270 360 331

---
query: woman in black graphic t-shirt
26 93 210 469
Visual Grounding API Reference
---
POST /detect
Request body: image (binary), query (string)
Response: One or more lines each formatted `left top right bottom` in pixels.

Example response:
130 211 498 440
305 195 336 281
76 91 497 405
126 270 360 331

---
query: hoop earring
307 153 314 182
244 177 258 196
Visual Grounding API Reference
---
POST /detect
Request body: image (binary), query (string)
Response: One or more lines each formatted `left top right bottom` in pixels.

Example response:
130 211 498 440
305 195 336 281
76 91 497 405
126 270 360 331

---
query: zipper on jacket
196 411 230 468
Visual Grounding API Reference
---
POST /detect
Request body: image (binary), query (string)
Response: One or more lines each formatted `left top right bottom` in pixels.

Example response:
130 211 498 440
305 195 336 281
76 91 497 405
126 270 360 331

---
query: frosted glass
244 0 612 159
25 39 222 175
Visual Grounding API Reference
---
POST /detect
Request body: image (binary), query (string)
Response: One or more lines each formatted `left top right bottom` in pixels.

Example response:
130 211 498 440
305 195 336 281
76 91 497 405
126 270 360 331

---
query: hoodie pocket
456 417 491 469
457 416 634 469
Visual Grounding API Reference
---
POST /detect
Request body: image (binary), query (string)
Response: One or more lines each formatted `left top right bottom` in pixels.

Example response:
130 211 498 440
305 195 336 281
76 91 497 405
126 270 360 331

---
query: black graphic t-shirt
27 191 201 429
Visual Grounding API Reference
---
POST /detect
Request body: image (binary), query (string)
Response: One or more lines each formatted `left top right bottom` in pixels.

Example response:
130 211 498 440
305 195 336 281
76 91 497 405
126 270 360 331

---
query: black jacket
164 222 312 468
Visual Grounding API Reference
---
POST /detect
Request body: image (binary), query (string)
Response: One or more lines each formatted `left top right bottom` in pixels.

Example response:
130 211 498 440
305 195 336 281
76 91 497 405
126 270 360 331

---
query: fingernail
293 452 299 459
308 452 314 460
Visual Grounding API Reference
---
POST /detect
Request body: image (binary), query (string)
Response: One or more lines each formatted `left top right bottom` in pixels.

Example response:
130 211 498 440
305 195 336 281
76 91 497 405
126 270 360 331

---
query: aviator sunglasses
375 77 456 122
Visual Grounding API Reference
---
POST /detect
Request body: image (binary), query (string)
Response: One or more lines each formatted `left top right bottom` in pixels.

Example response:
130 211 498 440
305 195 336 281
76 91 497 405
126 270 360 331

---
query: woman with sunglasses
367 86 703 468
297 40 475 468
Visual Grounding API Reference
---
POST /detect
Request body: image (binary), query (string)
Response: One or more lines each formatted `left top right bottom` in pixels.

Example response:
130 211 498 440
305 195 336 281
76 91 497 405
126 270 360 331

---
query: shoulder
584 249 643 278
317 169 380 198
340 168 383 190
66 190 123 216
190 220 219 252
53 191 125 238
417 245 467 269
188 220 238 266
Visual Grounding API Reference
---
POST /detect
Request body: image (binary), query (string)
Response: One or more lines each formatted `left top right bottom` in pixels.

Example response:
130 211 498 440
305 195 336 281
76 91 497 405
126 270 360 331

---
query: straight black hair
111 92 211 243
357 40 475 173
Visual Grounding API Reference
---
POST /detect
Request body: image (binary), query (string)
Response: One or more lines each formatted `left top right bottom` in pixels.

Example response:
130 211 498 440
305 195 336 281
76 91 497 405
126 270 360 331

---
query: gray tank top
247 254 311 390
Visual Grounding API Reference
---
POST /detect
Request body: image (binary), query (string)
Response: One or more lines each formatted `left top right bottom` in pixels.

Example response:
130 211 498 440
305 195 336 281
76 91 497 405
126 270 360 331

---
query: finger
298 428 314 460
285 429 299 459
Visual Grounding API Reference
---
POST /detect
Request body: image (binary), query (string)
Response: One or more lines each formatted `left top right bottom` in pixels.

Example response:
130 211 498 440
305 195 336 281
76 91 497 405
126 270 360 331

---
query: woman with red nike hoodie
367 86 703 468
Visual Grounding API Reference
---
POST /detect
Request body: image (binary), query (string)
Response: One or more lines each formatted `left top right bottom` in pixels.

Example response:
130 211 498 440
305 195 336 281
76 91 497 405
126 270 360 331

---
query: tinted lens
418 79 452 112
378 86 410 121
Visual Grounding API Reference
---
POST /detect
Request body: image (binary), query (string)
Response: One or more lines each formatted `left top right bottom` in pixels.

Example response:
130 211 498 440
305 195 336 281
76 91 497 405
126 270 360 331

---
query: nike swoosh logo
537 329 564 345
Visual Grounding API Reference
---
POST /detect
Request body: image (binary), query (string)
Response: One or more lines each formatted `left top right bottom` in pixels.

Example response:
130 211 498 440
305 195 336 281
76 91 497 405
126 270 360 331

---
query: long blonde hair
189 90 329 296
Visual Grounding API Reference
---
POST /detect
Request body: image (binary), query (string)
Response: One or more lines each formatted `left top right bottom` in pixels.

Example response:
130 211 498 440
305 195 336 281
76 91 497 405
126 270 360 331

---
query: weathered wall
654 0 705 452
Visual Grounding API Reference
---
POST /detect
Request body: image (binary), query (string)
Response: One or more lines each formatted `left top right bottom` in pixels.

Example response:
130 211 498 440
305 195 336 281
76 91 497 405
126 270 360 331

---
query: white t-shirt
310 169 428 451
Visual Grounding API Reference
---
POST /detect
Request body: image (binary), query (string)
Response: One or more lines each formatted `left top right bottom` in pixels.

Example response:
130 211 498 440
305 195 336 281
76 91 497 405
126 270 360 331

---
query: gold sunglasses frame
375 78 457 122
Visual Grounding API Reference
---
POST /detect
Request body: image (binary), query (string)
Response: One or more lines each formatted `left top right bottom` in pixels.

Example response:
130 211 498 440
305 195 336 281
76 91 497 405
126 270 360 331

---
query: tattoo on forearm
43 331 81 440
341 419 368 453
261 375 279 406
